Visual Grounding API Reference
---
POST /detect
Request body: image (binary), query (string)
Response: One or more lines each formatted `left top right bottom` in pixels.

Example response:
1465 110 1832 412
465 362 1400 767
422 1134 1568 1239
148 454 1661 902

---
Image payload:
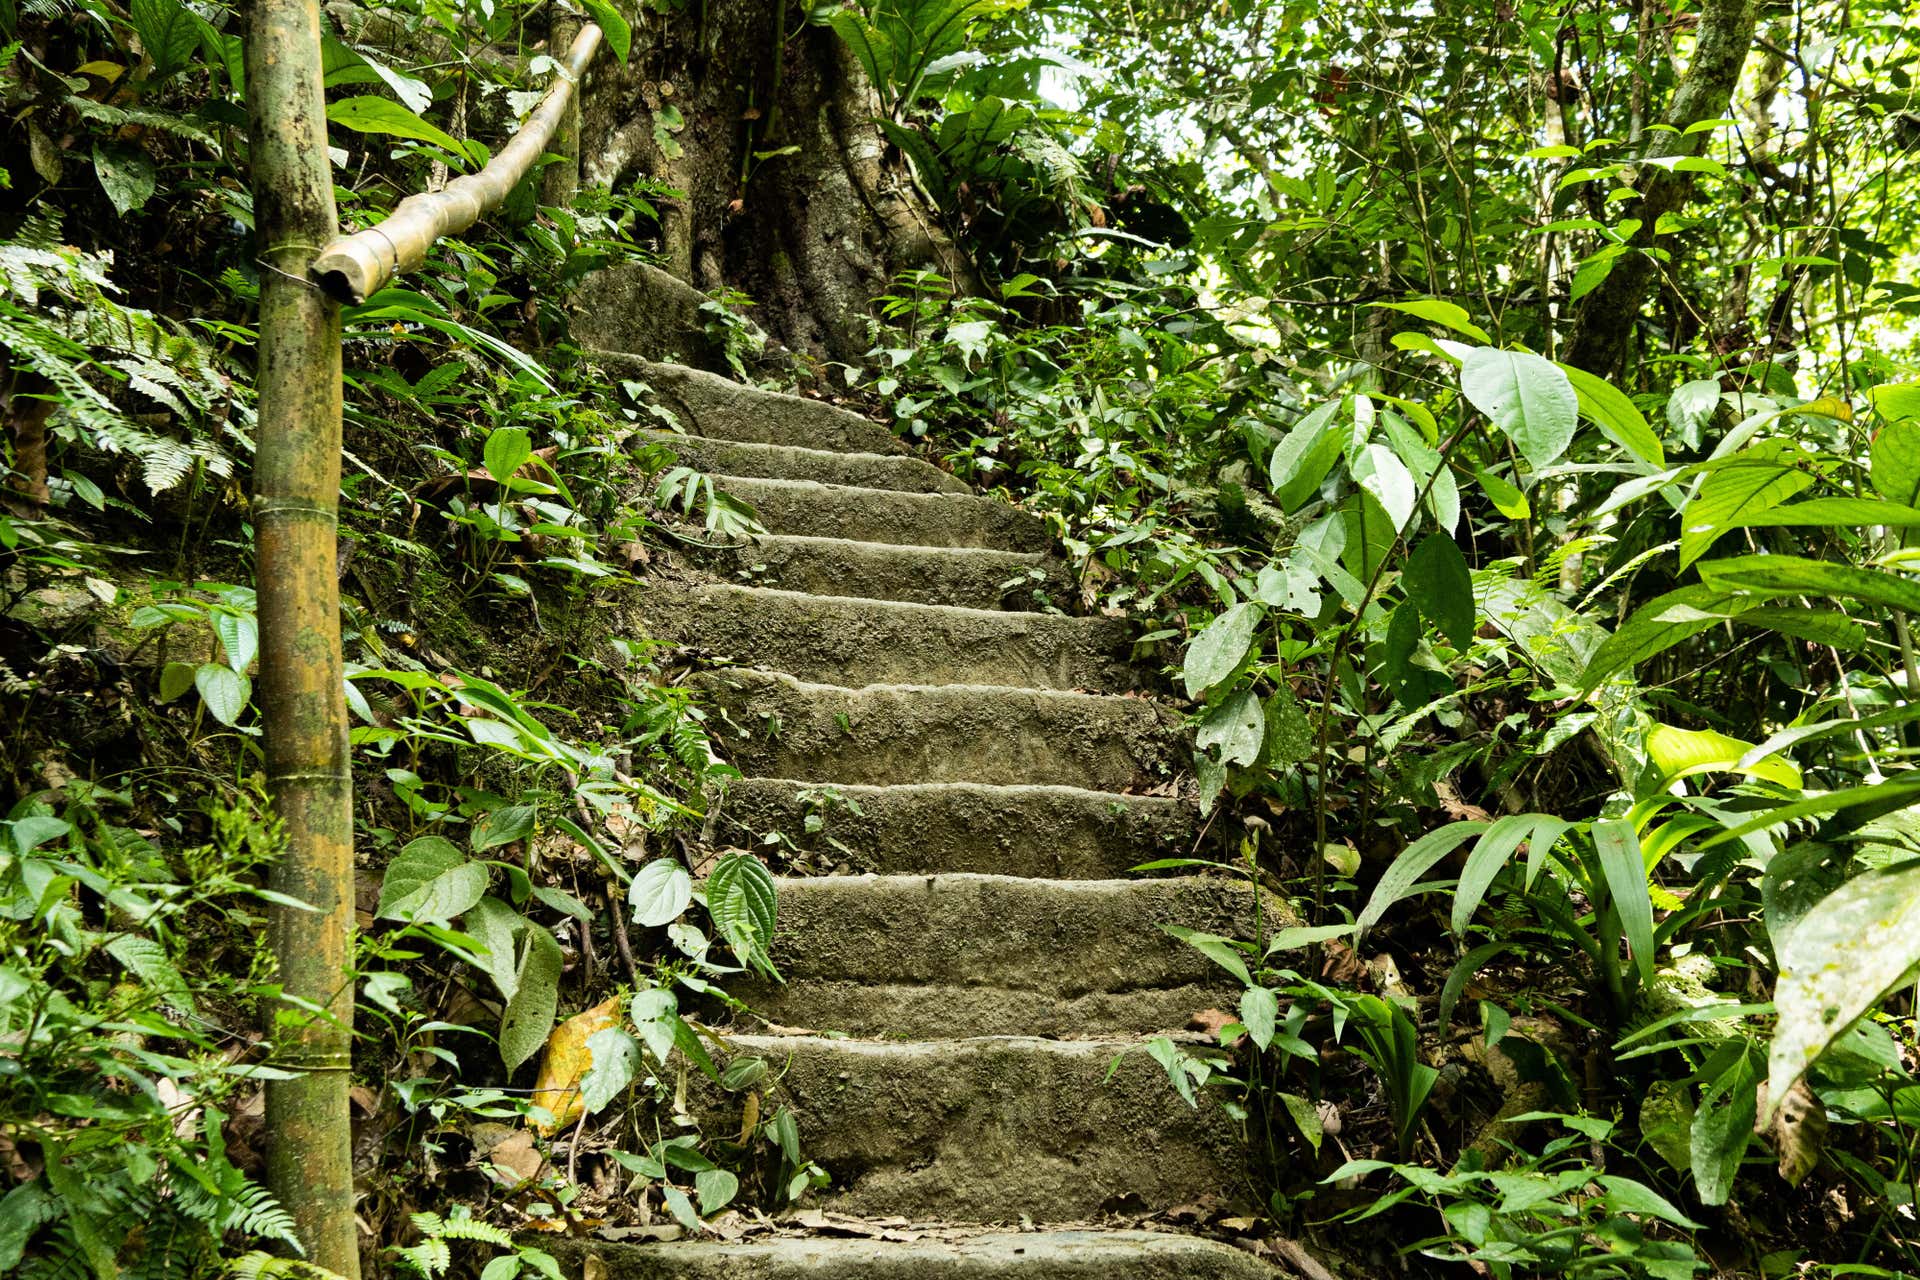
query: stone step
597 353 904 454
545 1230 1277 1280
633 584 1143 692
643 431 968 495
714 476 1048 551
697 671 1181 791
742 874 1261 1038
703 535 1075 611
704 1035 1249 1222
717 780 1192 879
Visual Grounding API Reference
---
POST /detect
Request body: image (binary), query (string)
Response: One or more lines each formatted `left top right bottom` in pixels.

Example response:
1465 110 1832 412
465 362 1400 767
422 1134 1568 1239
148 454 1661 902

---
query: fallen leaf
1758 1078 1827 1187
531 997 620 1134
481 1129 546 1185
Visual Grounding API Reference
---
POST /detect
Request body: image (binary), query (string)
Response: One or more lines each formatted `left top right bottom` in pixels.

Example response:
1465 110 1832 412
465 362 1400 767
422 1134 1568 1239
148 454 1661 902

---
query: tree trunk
243 0 360 1271
1561 0 1758 382
579 0 965 363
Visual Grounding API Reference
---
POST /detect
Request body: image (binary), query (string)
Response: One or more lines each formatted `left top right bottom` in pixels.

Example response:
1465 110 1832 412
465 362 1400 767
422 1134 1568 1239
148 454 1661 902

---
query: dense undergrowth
8 0 1920 1273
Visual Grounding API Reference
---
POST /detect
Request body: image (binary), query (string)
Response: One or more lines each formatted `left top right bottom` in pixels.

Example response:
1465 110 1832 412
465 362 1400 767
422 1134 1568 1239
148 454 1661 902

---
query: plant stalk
244 0 359 1270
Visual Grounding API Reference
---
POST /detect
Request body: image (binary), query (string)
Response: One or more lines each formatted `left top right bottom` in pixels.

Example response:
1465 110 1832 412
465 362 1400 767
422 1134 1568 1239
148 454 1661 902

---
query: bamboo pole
243 0 359 1271
312 23 603 304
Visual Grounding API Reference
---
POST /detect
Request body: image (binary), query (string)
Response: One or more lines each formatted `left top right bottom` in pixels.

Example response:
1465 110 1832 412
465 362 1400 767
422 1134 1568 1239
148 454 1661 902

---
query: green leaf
828 11 893 91
158 661 197 703
1567 250 1619 302
327 96 465 154
660 1185 700 1232
1355 821 1487 943
1452 815 1535 936
694 1168 739 1216
1592 818 1654 988
92 143 155 216
1579 585 1754 691
483 426 534 483
1667 378 1723 439
1767 860 1920 1119
214 610 258 672
1161 925 1251 985
1872 419 1920 506
129 0 202 80
1559 363 1663 467
629 987 678 1064
104 934 196 1015
629 858 693 927
194 662 249 726
1698 554 1920 616
1354 442 1416 532
721 1056 769 1091
1596 1174 1702 1229
465 895 523 1001
1267 400 1338 492
1728 496 1920 528
579 0 632 63
1183 602 1263 698
1372 298 1490 343
1260 686 1313 769
1678 447 1814 569
1404 534 1474 649
1644 722 1800 790
707 852 780 979
1460 348 1578 470
579 1027 639 1113
498 925 562 1070
1239 986 1278 1051
472 804 536 852
1196 687 1264 766
1474 468 1530 518
378 836 489 922
1692 1050 1757 1205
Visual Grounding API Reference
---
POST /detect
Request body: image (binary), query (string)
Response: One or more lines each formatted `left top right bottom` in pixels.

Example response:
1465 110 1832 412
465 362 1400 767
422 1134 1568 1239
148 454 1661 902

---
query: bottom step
547 1230 1276 1279
705 1035 1251 1222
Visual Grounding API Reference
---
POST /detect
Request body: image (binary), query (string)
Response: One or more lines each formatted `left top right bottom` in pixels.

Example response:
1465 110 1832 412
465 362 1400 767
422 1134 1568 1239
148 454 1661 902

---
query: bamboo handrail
312 21 604 304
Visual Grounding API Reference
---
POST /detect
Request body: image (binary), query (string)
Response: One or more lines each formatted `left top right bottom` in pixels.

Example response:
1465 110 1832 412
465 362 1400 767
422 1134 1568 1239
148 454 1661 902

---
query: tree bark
243 0 360 1270
579 0 965 362
1561 0 1758 382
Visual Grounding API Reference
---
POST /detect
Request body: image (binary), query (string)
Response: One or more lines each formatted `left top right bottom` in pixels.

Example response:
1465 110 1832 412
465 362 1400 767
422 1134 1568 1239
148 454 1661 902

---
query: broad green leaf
694 1168 738 1216
1474 468 1530 518
1872 418 1920 506
1460 348 1578 470
483 426 534 483
629 987 678 1064
1560 363 1663 467
1580 585 1757 691
1183 602 1263 698
465 895 523 1001
129 0 201 80
499 925 563 1070
1870 382 1920 423
1728 496 1920 528
1355 821 1487 943
579 1027 640 1113
158 661 197 703
327 96 465 154
472 804 536 852
1692 1050 1757 1205
629 858 693 926
1678 448 1813 569
194 662 249 726
707 852 780 979
1766 860 1920 1119
1146 1035 1197 1107
1404 534 1474 649
1197 687 1264 766
378 836 489 922
660 1185 700 1232
93 143 155 215
1264 923 1355 953
579 0 632 63
1596 1175 1702 1229
1452 815 1535 936
1667 378 1722 438
1593 818 1654 987
1239 986 1278 1050
1645 722 1800 790
213 611 258 673
1260 686 1314 769
1267 401 1339 504
1161 925 1251 985
1699 554 1920 616
1354 442 1416 531
721 1056 769 1091
1372 298 1490 343
104 934 196 1015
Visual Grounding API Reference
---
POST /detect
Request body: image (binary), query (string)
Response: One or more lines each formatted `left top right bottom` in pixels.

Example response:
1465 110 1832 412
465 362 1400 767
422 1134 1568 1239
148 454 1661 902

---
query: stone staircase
579 354 1275 1278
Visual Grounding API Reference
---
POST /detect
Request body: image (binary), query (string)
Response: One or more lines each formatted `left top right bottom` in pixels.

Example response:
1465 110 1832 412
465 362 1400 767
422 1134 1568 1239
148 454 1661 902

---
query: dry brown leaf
482 1129 546 1185
737 1089 761 1144
531 997 619 1135
1757 1078 1827 1187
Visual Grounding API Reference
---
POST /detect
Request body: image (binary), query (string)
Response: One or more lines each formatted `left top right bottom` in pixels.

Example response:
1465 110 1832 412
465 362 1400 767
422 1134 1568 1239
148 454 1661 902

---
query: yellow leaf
530 997 617 1135
1794 396 1853 422
75 61 125 82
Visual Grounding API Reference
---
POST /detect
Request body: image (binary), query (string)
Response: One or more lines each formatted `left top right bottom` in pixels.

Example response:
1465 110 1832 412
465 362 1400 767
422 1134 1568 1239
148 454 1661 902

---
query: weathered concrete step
705 1035 1249 1221
742 874 1260 1038
718 780 1191 879
696 671 1181 790
633 584 1143 692
546 1230 1277 1279
597 353 903 454
704 535 1074 611
644 431 968 494
713 476 1048 551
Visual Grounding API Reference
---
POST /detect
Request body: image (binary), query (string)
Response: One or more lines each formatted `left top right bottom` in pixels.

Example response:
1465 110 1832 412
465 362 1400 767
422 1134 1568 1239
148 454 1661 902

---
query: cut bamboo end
309 21 604 304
